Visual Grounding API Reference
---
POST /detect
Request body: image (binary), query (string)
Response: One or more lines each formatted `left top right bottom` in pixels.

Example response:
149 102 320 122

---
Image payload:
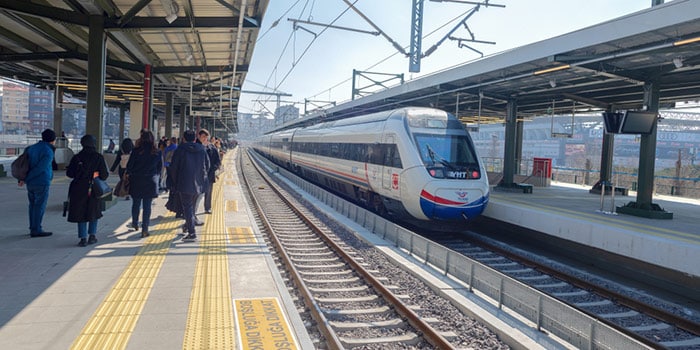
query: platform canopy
291 0 700 127
0 0 269 126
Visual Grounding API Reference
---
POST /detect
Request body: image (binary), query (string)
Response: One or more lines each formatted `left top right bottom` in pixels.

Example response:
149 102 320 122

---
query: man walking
19 128 56 237
197 129 221 215
170 130 209 241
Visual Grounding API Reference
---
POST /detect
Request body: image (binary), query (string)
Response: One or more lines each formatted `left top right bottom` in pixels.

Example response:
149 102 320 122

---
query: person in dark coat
196 129 221 215
170 130 209 241
66 134 109 247
126 130 162 238
110 138 134 200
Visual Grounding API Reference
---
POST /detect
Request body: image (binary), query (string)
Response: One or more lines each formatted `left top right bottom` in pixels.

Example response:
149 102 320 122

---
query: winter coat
204 143 221 183
66 148 109 223
170 141 209 195
126 147 162 199
24 141 55 186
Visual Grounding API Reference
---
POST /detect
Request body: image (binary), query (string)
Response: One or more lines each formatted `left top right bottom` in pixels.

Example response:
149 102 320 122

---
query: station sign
57 103 86 109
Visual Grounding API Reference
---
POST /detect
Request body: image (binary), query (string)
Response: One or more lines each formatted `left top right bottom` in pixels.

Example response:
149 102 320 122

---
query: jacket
66 148 109 223
24 141 55 186
170 141 209 195
126 147 162 199
204 143 221 183
163 144 177 167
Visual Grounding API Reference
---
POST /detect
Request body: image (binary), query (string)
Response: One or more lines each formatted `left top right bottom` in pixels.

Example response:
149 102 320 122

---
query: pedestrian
161 136 177 191
66 134 109 247
110 138 134 199
106 138 115 153
170 130 209 241
197 129 221 215
20 128 56 237
126 130 162 238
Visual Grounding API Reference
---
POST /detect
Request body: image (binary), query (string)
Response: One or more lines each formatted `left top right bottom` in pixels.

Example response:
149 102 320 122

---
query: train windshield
414 134 481 179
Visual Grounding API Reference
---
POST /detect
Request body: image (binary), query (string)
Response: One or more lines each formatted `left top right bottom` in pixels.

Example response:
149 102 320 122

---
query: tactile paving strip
70 215 180 349
182 181 236 350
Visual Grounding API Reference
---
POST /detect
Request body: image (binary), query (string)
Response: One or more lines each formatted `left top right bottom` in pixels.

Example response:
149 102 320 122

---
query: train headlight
471 170 480 179
428 167 444 178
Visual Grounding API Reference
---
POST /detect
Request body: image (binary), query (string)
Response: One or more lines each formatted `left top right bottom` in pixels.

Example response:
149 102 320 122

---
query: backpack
11 150 30 181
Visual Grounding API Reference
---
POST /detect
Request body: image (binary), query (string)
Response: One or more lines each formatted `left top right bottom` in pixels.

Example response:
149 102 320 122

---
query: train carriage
253 107 489 223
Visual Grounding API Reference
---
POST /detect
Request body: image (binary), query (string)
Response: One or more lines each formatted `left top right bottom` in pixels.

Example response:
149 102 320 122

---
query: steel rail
243 150 456 349
239 151 344 350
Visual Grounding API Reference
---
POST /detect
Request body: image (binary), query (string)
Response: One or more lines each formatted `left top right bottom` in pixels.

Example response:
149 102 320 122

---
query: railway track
422 228 700 350
244 147 700 350
239 151 460 349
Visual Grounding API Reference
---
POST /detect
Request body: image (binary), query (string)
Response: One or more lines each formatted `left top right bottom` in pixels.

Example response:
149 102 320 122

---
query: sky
239 0 655 117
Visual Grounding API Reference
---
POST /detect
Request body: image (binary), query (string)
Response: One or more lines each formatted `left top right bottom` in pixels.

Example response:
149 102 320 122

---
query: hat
183 130 196 142
80 134 97 148
41 129 56 142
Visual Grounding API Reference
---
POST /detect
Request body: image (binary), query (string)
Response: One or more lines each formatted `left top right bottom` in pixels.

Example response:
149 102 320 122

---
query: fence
251 151 650 350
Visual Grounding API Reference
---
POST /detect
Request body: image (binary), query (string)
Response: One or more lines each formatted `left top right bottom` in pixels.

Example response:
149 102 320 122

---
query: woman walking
110 138 134 200
126 130 162 238
66 135 109 247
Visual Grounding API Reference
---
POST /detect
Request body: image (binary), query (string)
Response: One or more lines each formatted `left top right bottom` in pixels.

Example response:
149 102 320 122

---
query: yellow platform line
183 180 236 350
226 200 238 212
70 215 180 350
228 226 256 244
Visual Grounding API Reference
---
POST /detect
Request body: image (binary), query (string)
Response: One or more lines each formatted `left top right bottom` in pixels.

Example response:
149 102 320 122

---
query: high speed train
252 107 489 224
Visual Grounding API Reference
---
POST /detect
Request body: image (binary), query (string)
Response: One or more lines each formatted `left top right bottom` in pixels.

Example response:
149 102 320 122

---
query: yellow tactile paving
227 226 256 244
226 200 238 212
234 298 299 350
70 215 180 350
182 180 237 350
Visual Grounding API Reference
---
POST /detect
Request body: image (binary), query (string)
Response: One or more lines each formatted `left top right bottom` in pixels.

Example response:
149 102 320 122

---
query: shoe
87 235 97 244
194 219 204 226
127 223 139 231
30 231 53 237
77 238 87 247
204 209 212 214
141 231 149 238
182 233 197 242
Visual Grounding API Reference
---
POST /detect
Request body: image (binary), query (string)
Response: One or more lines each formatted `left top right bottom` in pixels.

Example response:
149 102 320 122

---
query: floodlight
165 12 177 24
673 57 683 69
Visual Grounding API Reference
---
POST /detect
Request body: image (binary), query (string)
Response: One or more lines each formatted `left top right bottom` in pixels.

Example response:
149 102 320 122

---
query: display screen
620 111 657 134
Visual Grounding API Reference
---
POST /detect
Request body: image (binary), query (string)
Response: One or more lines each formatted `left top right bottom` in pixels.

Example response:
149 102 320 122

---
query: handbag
114 173 130 197
91 176 113 199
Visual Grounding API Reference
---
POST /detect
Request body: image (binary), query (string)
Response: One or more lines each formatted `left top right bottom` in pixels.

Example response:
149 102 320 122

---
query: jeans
27 184 50 233
78 220 98 239
203 180 213 211
131 197 153 232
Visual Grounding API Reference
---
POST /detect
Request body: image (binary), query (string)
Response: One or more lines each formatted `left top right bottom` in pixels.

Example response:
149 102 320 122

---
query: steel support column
590 106 618 195
53 86 64 139
86 14 106 150
617 82 672 219
179 103 187 138
165 92 173 138
500 100 517 186
409 0 424 73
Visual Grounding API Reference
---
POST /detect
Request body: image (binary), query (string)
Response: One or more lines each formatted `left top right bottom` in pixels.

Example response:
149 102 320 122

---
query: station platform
0 149 314 349
484 182 700 287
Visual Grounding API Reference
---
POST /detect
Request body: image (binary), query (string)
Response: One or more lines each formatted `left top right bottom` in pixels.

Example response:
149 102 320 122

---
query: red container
532 157 552 178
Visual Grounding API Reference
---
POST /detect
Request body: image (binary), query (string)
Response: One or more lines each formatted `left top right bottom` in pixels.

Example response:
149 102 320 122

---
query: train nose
419 188 488 221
